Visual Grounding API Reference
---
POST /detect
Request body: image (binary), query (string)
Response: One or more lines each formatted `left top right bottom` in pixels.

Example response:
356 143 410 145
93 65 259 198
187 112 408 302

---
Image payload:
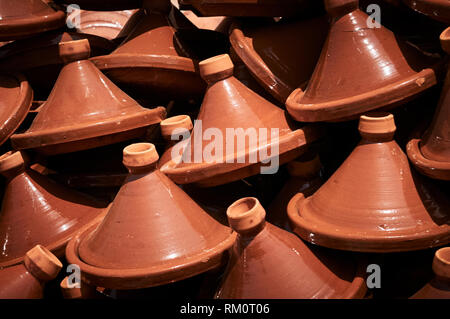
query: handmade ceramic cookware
285 0 438 122
60 277 100 299
160 54 323 187
0 151 108 267
178 0 320 17
159 115 193 168
65 143 236 289
229 16 329 103
11 39 166 155
54 0 142 11
0 245 62 299
90 0 205 101
0 73 33 147
0 0 66 41
267 152 323 231
411 247 450 299
215 197 367 299
407 27 450 180
402 0 450 24
288 113 450 252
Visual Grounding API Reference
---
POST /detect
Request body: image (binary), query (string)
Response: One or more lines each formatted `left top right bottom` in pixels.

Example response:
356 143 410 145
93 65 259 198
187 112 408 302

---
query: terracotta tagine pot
0 73 33 147
90 0 206 101
160 54 323 187
407 27 450 181
54 0 142 11
0 245 62 299
0 0 66 41
60 277 102 299
10 39 166 155
65 143 236 290
0 151 108 267
229 16 329 104
158 115 193 168
411 247 450 299
287 112 450 253
178 0 321 17
267 152 323 231
285 0 438 122
215 197 367 299
402 0 450 24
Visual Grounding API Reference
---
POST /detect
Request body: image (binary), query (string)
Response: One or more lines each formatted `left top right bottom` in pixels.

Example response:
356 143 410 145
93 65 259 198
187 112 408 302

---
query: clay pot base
402 0 450 24
0 73 33 147
407 139 450 180
0 0 66 41
229 16 329 104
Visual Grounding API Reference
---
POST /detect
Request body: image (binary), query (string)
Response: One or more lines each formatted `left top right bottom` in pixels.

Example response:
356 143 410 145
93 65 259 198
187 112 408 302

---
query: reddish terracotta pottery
0 73 33 147
178 0 319 17
230 16 329 103
285 0 438 122
411 247 450 299
0 151 108 267
0 0 66 41
160 54 323 187
65 143 236 289
90 0 205 101
402 0 450 24
55 0 142 11
159 115 193 168
0 245 62 299
407 28 450 181
60 277 100 299
10 39 166 155
287 113 450 253
267 152 323 231
215 197 366 299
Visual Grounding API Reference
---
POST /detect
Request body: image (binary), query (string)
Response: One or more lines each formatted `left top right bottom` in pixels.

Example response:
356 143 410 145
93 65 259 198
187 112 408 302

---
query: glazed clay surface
288 113 450 252
216 197 366 299
402 0 450 24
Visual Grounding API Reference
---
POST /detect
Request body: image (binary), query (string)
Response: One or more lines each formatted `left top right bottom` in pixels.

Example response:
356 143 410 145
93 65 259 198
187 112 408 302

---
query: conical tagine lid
288 112 450 253
0 73 33 147
402 0 450 24
0 151 108 268
160 54 323 187
286 0 438 122
90 0 205 100
407 28 450 181
0 245 62 299
411 247 450 299
179 0 320 17
230 16 329 103
215 197 367 299
55 0 142 11
65 143 236 289
0 0 66 41
10 39 166 155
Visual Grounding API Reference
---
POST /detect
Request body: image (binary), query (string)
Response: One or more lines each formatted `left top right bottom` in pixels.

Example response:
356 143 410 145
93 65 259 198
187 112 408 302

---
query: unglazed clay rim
161 126 320 184
0 207 108 268
0 73 33 146
406 138 450 181
0 9 66 41
229 22 293 103
402 0 450 24
287 193 450 253
286 69 436 122
65 224 236 289
11 106 166 150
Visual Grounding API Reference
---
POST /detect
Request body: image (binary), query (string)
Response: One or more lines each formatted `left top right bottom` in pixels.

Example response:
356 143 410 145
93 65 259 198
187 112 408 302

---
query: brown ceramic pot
60 276 101 299
285 0 438 122
402 0 450 24
54 0 142 11
158 115 193 168
90 0 205 101
287 112 450 253
10 39 166 155
0 245 62 299
0 151 108 267
267 152 323 231
0 73 33 147
0 0 66 41
411 247 450 299
65 143 236 290
178 0 320 17
229 16 329 104
215 197 367 299
160 54 323 187
407 27 450 181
